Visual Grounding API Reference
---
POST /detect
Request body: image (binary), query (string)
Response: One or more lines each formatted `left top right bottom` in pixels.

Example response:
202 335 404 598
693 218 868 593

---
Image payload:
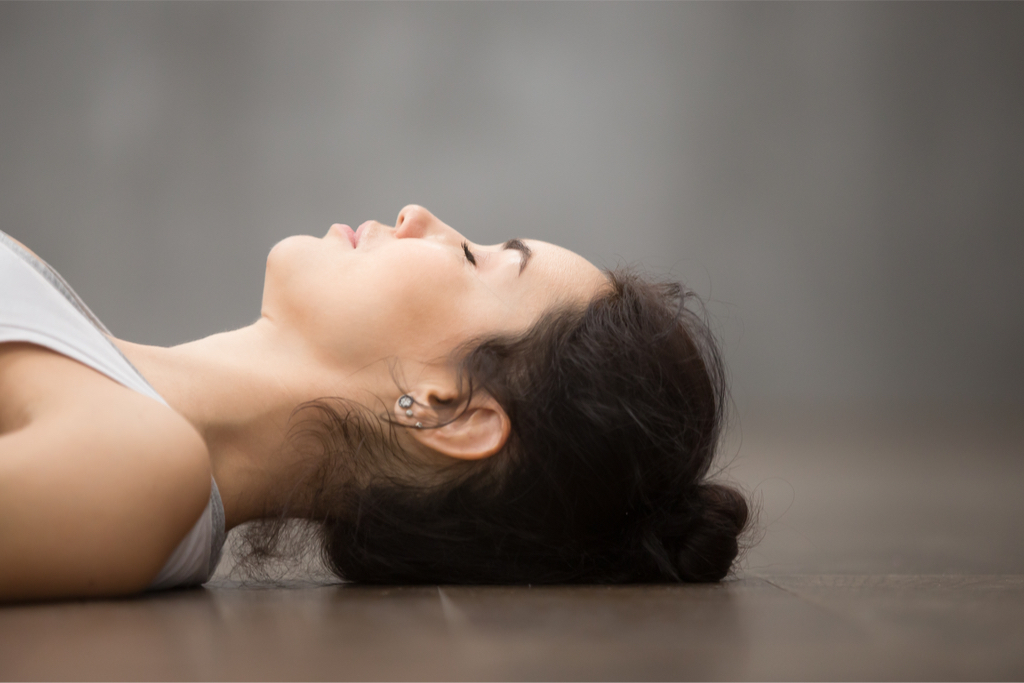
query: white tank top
0 230 225 590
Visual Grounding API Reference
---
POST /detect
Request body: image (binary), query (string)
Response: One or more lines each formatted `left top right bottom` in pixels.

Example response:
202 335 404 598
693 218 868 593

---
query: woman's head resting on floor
262 204 609 465
244 205 750 584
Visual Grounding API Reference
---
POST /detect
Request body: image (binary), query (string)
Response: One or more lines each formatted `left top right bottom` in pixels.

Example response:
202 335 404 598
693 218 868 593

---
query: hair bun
669 483 749 582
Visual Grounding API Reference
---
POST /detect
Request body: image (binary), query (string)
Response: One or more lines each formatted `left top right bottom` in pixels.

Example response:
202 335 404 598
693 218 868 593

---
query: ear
406 392 511 461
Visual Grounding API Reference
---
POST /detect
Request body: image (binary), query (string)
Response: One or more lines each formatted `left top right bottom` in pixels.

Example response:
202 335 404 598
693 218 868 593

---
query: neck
115 321 363 530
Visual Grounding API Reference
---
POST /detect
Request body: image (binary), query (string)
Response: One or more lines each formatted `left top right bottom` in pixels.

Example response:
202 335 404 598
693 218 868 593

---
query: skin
0 205 607 600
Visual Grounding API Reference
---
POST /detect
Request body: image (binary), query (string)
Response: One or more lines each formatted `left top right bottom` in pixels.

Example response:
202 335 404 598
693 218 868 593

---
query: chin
264 234 324 302
267 234 318 269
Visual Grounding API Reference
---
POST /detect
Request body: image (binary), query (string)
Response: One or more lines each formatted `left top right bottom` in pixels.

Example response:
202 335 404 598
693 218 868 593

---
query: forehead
521 239 609 307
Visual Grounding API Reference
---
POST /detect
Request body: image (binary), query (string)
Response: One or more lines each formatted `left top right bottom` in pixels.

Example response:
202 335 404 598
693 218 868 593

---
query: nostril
396 205 430 236
396 205 419 231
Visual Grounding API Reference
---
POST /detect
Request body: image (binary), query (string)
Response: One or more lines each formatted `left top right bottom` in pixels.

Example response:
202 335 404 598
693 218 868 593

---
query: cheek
315 250 477 362
361 276 469 353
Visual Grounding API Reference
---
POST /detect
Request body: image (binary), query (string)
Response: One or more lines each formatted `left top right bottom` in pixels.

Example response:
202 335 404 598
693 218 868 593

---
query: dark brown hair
239 270 750 584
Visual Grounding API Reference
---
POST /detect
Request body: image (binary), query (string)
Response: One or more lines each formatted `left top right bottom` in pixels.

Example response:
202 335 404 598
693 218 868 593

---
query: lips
329 223 357 248
329 220 374 249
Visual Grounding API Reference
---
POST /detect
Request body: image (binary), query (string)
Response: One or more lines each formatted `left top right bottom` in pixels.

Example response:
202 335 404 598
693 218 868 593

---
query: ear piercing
401 395 422 426
399 394 415 416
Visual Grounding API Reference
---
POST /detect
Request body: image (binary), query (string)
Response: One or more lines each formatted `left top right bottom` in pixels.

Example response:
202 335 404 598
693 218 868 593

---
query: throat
110 322 329 529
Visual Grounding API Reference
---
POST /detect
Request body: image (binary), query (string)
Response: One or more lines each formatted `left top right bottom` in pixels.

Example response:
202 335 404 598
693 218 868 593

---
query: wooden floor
2 408 1022 680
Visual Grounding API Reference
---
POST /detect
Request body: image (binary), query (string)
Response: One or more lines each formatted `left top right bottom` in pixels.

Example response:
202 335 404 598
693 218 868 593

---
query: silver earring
415 422 423 429
398 395 414 409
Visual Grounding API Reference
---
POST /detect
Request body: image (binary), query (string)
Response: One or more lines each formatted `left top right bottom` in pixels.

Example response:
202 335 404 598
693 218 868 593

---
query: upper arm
0 345 211 601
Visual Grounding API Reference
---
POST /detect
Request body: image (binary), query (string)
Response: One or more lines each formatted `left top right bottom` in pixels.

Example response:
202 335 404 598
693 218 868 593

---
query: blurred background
2 2 1023 576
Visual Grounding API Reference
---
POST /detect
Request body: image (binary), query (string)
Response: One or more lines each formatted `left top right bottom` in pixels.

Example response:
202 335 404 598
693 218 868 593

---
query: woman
0 205 749 600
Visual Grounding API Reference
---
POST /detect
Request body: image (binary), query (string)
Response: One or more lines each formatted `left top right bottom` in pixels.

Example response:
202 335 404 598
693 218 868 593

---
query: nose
394 205 457 242
394 205 433 238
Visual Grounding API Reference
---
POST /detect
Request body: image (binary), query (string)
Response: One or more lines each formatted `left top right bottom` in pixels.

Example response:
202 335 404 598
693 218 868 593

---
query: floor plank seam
757 575 870 628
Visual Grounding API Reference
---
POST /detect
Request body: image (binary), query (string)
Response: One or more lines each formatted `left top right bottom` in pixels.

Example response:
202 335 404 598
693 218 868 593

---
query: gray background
2 1 1023 415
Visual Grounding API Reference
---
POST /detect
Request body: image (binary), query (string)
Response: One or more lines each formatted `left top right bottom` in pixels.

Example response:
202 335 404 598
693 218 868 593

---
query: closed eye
461 241 477 266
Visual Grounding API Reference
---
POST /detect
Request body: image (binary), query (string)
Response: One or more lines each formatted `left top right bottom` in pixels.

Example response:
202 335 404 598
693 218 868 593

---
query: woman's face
263 205 608 374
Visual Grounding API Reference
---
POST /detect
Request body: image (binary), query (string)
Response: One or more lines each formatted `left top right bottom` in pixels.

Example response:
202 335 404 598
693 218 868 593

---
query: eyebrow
502 238 533 275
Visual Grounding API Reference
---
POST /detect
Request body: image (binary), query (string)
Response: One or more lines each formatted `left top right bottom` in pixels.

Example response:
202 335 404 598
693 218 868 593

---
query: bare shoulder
0 343 211 601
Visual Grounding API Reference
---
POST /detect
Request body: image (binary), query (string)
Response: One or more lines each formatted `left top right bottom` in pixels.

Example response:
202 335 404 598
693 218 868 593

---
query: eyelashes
461 241 477 266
